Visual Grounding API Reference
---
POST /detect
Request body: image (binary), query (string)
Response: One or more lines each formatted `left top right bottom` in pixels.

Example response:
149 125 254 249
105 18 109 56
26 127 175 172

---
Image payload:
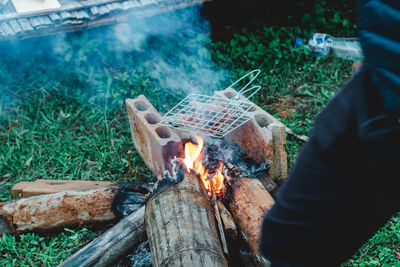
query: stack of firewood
0 174 274 267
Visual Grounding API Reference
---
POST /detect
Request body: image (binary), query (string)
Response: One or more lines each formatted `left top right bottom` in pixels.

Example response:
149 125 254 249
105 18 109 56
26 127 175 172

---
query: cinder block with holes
214 88 288 183
125 96 183 177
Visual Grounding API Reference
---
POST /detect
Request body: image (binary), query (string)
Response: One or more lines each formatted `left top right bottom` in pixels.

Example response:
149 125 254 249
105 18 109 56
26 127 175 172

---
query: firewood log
0 184 147 235
58 206 146 267
145 172 228 267
229 178 274 267
11 180 117 198
217 200 238 244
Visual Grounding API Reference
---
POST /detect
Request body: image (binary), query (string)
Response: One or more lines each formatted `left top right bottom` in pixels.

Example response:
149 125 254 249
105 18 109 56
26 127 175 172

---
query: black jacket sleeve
358 0 400 114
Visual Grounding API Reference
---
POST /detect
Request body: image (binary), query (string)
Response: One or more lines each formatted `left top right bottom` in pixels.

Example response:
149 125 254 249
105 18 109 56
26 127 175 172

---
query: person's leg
260 65 400 266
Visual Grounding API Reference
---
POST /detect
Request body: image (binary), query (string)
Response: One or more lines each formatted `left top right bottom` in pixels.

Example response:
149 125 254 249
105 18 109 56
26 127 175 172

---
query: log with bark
145 171 229 267
11 180 117 198
59 206 146 267
0 183 148 235
228 178 274 267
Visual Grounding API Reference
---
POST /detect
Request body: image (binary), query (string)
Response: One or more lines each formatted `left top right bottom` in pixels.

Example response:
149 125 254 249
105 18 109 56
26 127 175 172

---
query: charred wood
217 200 238 244
58 206 146 267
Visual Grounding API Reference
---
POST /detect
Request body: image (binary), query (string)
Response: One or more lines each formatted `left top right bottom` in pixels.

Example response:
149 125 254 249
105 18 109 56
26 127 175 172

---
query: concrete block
214 88 288 183
126 96 183 177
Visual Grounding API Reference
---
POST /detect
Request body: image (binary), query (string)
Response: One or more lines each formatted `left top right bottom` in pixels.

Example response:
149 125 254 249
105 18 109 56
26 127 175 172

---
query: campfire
1 87 288 267
141 118 280 267
124 87 287 267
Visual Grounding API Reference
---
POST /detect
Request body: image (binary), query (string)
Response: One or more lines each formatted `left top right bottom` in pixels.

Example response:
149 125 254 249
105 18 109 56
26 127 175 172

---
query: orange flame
212 162 224 194
183 135 224 194
183 135 203 170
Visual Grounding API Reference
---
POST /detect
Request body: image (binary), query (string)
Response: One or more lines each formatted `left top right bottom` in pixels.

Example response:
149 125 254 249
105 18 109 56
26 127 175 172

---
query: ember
183 135 225 195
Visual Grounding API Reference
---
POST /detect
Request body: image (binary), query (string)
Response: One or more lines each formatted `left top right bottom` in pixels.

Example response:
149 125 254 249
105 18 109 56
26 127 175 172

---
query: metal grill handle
226 69 261 99
236 85 261 100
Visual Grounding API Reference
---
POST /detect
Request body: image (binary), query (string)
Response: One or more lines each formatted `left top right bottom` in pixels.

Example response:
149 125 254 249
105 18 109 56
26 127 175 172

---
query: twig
0 176 11 186
285 127 309 142
214 199 229 255
5 87 23 98
209 178 229 255
127 150 136 175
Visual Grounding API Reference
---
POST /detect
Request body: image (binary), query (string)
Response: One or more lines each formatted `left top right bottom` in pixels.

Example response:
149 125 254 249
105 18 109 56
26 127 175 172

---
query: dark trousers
260 64 400 266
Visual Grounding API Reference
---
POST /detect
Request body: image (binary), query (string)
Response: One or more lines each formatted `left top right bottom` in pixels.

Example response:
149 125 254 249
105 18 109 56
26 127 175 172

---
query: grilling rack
159 70 261 138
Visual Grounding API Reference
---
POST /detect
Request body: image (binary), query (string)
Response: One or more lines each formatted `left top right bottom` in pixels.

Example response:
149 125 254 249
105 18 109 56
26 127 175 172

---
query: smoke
108 6 228 98
0 5 228 116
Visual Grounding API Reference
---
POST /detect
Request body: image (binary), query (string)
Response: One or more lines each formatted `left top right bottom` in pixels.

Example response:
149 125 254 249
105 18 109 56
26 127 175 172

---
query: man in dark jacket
260 0 400 265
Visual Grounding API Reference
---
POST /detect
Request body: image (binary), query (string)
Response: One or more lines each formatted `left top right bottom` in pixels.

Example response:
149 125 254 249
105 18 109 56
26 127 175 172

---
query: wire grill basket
159 70 261 138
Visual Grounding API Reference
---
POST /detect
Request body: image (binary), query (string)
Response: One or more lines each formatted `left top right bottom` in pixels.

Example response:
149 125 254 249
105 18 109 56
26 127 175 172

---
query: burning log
0 184 148 235
59 206 146 267
145 171 228 267
229 178 274 266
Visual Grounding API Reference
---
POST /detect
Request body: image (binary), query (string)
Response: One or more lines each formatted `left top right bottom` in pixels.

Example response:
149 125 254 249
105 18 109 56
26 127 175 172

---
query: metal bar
226 69 260 95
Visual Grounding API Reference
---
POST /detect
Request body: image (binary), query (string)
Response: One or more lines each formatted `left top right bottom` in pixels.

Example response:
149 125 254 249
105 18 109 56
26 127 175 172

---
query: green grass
1 2 399 266
343 214 400 266
0 228 98 266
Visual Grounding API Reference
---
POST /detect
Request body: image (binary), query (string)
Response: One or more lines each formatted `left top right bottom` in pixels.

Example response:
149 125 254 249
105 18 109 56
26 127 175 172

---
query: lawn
1 1 399 266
